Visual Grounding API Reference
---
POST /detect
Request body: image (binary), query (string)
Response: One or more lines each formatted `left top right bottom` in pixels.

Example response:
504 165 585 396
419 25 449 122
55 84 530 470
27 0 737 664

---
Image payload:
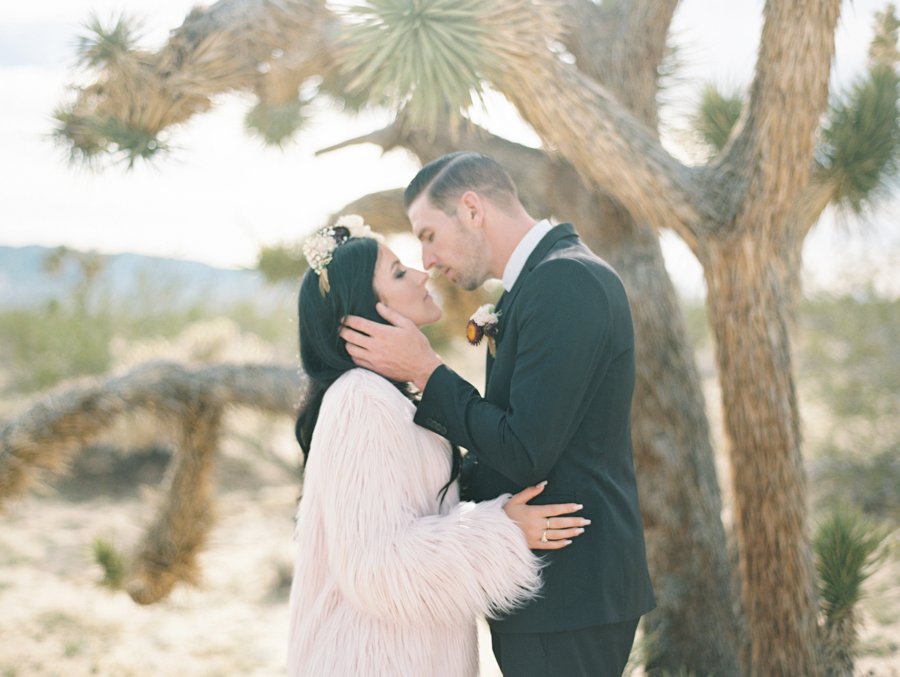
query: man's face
408 193 491 291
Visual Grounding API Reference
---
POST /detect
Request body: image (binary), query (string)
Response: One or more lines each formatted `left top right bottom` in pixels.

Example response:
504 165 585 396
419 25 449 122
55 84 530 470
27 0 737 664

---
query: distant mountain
0 245 292 311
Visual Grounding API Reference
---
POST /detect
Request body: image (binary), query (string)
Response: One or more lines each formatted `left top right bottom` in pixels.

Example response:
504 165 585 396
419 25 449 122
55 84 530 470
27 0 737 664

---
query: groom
340 152 655 676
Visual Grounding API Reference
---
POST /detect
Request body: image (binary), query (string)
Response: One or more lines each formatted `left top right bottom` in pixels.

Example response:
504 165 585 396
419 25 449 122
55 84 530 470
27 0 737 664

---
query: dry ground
0 443 509 676
0 340 896 675
1 437 895 676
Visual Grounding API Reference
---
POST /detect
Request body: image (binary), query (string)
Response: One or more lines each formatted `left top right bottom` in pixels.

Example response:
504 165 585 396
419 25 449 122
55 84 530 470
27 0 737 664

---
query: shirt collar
501 219 553 291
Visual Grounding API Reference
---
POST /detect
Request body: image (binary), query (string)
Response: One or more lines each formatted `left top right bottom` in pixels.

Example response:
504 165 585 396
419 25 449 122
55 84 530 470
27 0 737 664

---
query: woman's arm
315 371 543 625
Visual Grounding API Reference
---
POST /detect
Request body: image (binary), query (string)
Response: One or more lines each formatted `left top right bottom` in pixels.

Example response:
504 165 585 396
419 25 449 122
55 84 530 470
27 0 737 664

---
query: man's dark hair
403 152 519 214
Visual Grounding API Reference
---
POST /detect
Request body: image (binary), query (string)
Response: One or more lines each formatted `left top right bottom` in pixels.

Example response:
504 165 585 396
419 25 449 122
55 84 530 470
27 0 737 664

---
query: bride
287 216 588 676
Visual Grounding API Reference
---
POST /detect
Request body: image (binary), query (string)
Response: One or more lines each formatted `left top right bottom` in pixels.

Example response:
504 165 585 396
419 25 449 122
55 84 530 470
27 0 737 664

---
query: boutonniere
467 304 501 357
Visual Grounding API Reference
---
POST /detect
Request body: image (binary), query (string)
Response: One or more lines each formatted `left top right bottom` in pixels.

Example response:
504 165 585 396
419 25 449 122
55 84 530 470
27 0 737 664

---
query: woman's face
372 243 442 326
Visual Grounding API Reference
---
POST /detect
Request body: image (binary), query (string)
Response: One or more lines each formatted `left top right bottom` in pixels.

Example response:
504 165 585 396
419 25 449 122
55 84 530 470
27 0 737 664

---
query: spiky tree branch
718 0 842 236
55 0 333 164
0 361 304 602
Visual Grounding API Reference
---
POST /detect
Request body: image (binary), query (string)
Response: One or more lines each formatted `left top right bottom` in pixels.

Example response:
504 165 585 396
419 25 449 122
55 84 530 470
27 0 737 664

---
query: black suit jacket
415 223 655 634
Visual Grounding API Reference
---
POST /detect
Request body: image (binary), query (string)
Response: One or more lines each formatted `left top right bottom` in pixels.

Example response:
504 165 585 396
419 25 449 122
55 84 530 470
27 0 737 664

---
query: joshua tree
51 3 740 672
335 2 898 673
0 361 302 604
45 1 900 674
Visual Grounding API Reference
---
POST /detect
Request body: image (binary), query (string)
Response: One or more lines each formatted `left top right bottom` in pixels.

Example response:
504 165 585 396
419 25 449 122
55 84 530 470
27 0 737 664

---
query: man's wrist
414 356 442 392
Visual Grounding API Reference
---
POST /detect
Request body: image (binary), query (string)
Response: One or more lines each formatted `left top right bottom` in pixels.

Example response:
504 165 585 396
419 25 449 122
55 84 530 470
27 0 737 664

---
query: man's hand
340 302 442 390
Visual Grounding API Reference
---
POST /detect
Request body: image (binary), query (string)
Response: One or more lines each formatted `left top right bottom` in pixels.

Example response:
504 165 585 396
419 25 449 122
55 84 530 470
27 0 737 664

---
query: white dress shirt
501 219 553 291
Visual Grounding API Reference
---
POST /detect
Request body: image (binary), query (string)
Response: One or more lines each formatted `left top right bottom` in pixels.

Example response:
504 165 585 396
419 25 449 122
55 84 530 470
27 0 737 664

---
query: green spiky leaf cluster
318 68 386 113
693 84 743 153
245 98 308 147
54 106 166 168
868 4 900 67
815 5 900 215
77 14 142 69
818 65 900 215
339 0 489 129
814 509 890 623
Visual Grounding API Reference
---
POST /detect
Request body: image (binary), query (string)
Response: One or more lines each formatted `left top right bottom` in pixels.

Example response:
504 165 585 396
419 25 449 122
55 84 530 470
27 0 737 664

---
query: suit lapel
497 223 578 318
486 224 578 386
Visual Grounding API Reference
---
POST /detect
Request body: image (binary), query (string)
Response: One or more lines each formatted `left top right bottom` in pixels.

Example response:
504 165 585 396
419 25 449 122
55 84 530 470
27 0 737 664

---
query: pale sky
0 0 897 298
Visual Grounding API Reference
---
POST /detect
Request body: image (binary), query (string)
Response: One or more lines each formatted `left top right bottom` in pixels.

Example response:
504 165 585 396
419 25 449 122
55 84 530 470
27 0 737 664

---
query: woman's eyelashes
394 267 407 280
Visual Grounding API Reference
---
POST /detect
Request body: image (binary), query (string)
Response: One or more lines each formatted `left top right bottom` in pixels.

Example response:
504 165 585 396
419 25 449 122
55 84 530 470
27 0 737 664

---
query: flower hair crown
302 214 379 295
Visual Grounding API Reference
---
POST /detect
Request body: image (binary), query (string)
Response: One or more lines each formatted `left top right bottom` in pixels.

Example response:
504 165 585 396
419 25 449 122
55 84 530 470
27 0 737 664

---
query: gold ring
540 530 548 543
546 518 551 530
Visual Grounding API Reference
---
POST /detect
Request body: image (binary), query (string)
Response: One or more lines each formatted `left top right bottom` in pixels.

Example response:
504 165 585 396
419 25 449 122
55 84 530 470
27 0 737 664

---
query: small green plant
92 537 126 589
63 639 85 657
814 508 891 676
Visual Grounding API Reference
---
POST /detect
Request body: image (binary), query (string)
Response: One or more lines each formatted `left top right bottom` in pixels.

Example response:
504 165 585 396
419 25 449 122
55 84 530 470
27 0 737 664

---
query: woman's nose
414 269 429 286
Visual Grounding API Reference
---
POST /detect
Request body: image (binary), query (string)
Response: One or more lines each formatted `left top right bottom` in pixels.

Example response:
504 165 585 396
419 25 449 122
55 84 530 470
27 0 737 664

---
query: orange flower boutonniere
467 303 501 356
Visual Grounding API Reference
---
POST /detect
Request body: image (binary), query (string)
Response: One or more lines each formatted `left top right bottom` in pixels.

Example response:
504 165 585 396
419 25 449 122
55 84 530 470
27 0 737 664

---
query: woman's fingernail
539 480 548 487
576 504 584 510
582 519 592 525
576 528 585 535
563 540 573 545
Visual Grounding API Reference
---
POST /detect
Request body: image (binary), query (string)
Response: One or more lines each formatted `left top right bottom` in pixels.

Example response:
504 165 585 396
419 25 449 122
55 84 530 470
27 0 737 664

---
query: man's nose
422 250 437 270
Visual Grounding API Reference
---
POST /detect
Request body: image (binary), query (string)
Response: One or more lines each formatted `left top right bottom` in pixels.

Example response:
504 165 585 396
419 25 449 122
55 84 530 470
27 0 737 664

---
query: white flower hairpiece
302 214 379 295
467 303 501 356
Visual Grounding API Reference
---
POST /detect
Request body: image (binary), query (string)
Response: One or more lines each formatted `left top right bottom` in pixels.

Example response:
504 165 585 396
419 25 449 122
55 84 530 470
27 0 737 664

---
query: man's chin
445 268 484 291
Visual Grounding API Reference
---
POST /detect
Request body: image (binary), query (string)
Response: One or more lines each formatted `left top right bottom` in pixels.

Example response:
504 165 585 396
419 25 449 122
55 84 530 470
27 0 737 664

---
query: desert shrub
0 296 296 395
797 294 899 519
798 294 898 424
0 303 115 391
92 537 126 589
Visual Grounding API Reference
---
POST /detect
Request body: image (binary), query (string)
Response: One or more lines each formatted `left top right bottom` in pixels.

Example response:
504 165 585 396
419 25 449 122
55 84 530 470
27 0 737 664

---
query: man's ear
459 191 484 229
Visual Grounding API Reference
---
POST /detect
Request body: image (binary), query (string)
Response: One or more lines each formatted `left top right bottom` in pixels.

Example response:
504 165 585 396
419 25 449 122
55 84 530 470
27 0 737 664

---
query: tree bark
705 238 822 676
128 398 223 605
577 196 742 675
560 3 742 668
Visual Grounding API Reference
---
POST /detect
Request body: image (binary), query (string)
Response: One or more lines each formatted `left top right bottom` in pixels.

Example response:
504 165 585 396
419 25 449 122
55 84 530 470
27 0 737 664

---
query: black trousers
490 618 639 677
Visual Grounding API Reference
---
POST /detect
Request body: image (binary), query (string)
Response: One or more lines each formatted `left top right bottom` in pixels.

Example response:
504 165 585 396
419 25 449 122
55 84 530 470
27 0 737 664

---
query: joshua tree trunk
559 3 744 666
129 398 223 604
705 238 822 675
584 199 742 674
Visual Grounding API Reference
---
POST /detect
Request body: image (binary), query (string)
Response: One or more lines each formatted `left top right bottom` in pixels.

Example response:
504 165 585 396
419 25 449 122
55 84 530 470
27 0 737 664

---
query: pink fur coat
287 368 542 676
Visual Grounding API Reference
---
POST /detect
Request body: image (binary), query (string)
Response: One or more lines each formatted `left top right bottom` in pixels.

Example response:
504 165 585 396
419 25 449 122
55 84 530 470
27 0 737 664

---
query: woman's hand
502 481 590 550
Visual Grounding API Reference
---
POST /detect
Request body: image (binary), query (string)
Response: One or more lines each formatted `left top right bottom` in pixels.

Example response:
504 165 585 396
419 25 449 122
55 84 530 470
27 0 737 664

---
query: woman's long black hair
294 235 460 503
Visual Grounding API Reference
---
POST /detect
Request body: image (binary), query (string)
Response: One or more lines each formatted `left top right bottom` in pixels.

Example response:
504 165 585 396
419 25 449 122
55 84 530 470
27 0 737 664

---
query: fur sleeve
314 370 542 625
